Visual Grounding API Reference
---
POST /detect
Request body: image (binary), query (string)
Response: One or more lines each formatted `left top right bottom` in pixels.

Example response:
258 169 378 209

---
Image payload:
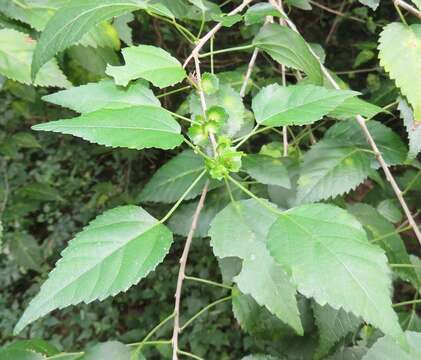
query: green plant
0 0 421 359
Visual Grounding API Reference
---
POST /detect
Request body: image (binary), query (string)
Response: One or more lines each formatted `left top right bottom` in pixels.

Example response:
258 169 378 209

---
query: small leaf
43 80 160 114
252 84 357 126
5 340 59 357
313 302 361 359
267 203 404 344
358 0 380 10
253 23 323 84
138 150 217 204
244 3 281 25
81 341 130 360
296 139 372 204
210 199 303 334
379 23 421 122
0 348 44 360
0 29 70 88
362 332 421 360
106 45 186 88
31 0 148 80
32 105 183 150
399 99 421 160
10 233 42 272
242 154 291 188
14 205 173 333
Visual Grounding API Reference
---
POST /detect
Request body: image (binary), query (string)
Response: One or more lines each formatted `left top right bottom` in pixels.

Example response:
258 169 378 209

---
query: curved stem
199 44 254 58
184 275 233 290
177 350 204 360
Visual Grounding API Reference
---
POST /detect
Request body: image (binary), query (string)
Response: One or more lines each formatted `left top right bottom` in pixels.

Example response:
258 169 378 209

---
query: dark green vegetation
0 0 421 359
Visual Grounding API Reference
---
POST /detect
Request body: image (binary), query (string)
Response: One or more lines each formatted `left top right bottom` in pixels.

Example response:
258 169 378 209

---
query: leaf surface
15 205 173 333
398 99 421 160
31 0 148 79
43 80 160 113
0 29 70 88
267 203 403 343
81 341 130 360
252 84 357 126
32 105 183 150
106 45 186 88
379 23 421 122
138 150 216 203
243 154 291 188
210 199 303 334
253 23 323 84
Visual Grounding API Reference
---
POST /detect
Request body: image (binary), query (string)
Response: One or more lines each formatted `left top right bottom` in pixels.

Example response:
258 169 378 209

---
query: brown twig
269 0 421 244
240 47 259 97
171 181 210 360
394 0 421 19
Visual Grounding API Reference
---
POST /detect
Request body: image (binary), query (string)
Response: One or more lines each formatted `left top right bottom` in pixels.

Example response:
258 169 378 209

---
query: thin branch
183 0 254 68
240 47 259 97
309 0 365 23
269 0 421 245
172 181 210 360
394 0 421 19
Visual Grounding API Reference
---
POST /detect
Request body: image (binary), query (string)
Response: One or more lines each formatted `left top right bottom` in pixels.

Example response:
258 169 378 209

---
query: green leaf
14 205 173 334
114 13 134 46
32 105 183 150
325 120 408 166
5 340 59 356
242 154 291 188
328 97 383 120
43 80 160 114
18 183 62 202
106 45 186 88
326 346 367 360
376 199 402 223
313 302 361 359
244 3 281 25
210 199 303 335
0 29 70 88
81 341 130 360
362 332 421 360
252 84 357 126
242 355 280 360
31 0 148 80
399 99 421 160
378 23 421 122
138 150 216 204
348 204 417 286
10 233 42 272
296 139 372 204
253 23 323 84
0 348 44 360
267 203 403 343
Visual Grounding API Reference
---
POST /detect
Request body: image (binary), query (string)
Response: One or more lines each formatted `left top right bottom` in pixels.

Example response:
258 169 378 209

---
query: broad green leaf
285 0 312 10
14 205 173 333
0 348 44 360
267 203 403 343
252 84 357 126
313 302 361 359
242 154 291 188
376 199 402 223
378 23 421 122
10 233 42 272
189 83 245 137
0 0 67 31
5 340 59 356
114 13 134 46
81 341 130 360
348 204 417 286
328 97 383 120
0 29 70 88
296 139 372 204
138 150 216 203
411 0 421 9
244 3 282 25
242 355 280 360
78 21 121 50
325 120 408 166
106 45 186 88
43 80 160 114
210 199 303 335
362 332 421 360
253 23 323 84
32 105 183 150
399 99 421 160
327 346 367 360
31 0 148 80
